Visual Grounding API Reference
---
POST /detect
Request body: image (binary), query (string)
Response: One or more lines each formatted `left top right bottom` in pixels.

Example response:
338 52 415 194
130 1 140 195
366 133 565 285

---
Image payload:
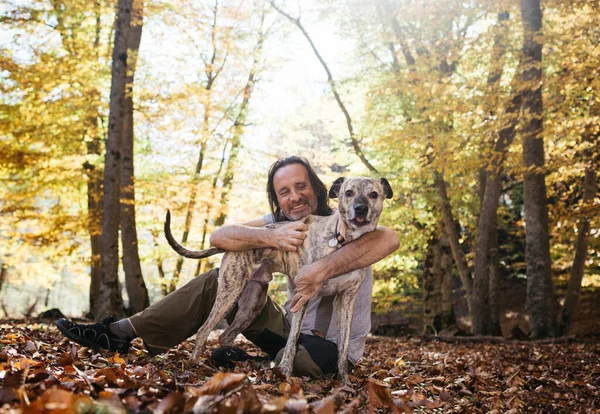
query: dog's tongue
356 217 365 223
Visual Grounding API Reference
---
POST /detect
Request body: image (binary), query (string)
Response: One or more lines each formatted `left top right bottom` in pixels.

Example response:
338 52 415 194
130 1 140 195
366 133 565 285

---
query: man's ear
329 177 345 199
380 178 393 199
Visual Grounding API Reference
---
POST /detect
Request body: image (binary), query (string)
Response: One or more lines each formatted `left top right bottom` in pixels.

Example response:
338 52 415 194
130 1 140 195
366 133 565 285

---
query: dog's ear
329 177 345 199
380 178 393 199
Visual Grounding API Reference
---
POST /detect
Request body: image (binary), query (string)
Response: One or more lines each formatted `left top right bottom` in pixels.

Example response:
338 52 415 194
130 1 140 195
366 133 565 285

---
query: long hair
267 156 333 222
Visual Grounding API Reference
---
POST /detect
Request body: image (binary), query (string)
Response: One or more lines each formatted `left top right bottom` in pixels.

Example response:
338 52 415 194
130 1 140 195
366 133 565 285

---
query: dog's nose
354 203 368 217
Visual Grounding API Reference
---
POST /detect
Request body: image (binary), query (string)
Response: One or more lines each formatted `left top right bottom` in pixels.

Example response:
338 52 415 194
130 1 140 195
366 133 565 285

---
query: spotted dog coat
164 177 393 384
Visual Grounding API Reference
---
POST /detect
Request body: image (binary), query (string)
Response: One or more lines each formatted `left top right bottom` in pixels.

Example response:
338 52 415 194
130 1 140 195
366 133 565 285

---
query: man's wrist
311 261 333 283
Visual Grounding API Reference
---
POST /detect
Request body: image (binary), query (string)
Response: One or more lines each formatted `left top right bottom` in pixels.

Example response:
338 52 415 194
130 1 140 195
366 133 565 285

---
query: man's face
273 163 319 220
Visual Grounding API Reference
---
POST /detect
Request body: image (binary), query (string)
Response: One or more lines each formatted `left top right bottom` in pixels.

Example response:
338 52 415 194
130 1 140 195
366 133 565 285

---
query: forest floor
0 320 599 413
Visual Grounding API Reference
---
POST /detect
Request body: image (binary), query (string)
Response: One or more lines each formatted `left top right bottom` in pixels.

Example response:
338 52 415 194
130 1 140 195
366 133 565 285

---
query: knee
274 344 325 378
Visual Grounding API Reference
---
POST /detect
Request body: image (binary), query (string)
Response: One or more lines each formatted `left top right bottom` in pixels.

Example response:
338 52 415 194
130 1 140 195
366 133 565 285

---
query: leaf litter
0 321 598 413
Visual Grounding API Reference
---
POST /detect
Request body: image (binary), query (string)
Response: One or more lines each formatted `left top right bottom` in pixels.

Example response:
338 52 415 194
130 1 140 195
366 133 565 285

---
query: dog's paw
278 363 293 377
189 352 202 364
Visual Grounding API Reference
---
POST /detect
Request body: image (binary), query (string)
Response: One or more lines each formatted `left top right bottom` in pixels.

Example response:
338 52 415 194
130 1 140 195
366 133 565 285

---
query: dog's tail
164 210 225 259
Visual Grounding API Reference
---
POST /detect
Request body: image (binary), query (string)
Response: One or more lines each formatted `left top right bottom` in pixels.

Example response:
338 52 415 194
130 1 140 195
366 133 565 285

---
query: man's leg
57 268 338 377
56 268 221 354
128 268 221 354
235 297 336 378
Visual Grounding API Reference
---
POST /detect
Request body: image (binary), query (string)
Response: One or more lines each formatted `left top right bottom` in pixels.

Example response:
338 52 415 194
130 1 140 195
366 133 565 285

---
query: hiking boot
210 346 269 369
55 316 130 353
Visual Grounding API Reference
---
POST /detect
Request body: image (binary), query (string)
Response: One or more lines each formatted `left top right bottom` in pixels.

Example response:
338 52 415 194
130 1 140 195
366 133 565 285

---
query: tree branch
269 1 378 173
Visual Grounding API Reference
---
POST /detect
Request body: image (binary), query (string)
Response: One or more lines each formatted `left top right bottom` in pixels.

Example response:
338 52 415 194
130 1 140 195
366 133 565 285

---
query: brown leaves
1 321 600 412
194 372 246 395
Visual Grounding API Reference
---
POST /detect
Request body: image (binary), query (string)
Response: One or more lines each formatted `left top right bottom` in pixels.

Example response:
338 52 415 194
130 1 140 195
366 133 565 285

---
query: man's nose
289 189 301 201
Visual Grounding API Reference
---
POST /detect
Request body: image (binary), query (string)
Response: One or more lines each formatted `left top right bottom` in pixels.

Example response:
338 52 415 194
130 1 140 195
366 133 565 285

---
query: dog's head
329 177 393 235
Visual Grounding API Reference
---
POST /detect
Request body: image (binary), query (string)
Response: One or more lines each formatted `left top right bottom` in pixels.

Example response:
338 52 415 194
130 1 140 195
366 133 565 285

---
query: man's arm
290 226 400 312
210 218 308 252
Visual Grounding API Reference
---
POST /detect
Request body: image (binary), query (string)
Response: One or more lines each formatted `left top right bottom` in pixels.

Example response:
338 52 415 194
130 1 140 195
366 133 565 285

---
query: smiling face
273 163 319 221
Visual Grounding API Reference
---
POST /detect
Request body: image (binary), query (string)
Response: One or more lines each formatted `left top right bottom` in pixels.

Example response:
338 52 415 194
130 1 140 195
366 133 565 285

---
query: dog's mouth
350 216 370 227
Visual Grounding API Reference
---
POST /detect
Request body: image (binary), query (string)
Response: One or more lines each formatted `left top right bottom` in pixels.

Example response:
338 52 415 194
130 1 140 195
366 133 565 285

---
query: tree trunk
213 19 264 227
472 91 521 335
439 228 455 329
86 160 102 317
85 4 104 319
558 144 598 333
96 0 131 320
434 172 473 313
270 2 377 173
151 229 169 297
0 262 7 297
120 0 149 314
195 141 228 277
422 233 443 334
170 2 221 292
520 0 557 338
423 227 456 334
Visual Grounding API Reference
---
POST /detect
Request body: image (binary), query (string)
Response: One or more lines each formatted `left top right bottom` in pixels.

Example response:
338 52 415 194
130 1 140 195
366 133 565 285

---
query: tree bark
96 0 131 320
0 262 7 297
558 137 598 333
120 0 148 314
195 141 228 277
151 229 169 297
472 90 521 334
423 228 456 334
434 172 473 313
85 3 104 319
422 233 442 334
439 229 455 329
85 160 102 317
520 0 557 338
213 18 265 228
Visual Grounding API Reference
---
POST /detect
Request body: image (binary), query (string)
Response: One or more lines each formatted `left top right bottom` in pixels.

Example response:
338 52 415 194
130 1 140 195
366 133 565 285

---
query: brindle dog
164 177 393 383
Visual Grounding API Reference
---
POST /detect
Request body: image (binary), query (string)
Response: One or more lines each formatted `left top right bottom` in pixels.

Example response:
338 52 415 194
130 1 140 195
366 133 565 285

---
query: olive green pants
128 269 328 377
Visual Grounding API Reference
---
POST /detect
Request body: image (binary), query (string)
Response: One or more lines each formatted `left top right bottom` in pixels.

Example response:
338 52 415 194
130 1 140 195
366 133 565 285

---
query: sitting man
56 156 399 377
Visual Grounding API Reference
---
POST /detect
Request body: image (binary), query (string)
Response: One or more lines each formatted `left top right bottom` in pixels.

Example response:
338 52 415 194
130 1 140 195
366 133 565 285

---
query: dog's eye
344 190 354 197
369 191 379 199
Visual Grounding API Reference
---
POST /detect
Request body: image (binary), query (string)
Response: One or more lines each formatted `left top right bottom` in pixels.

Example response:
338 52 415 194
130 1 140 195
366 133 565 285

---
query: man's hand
270 222 308 252
290 263 323 312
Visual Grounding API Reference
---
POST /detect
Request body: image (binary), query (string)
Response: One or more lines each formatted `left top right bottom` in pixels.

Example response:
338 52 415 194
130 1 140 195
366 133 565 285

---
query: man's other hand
271 222 308 251
290 263 322 312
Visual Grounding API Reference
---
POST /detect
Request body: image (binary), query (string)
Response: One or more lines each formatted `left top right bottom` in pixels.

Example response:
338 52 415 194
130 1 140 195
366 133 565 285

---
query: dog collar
328 220 346 247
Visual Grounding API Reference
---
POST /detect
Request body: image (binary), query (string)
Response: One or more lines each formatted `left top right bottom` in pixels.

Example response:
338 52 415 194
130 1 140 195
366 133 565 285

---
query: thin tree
384 2 474 313
558 129 598 333
269 1 378 173
84 4 104 317
96 0 132 320
472 11 520 336
213 12 268 228
170 0 226 292
120 0 149 313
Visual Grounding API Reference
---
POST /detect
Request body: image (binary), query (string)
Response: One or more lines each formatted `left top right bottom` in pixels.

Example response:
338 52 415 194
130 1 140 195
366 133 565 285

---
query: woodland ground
0 319 599 413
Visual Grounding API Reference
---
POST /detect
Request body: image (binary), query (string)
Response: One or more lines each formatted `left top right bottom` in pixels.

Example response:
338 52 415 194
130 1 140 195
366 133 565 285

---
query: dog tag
328 238 338 247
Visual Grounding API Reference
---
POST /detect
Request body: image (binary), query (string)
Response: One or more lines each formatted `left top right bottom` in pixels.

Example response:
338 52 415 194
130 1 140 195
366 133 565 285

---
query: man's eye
344 190 354 197
369 191 378 199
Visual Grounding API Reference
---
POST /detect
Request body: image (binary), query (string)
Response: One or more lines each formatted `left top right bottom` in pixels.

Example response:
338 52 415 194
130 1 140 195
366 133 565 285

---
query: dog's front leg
278 305 307 376
335 289 359 385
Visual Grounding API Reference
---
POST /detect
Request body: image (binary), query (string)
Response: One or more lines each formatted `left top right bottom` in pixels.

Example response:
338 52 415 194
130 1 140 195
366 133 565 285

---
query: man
56 156 399 377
